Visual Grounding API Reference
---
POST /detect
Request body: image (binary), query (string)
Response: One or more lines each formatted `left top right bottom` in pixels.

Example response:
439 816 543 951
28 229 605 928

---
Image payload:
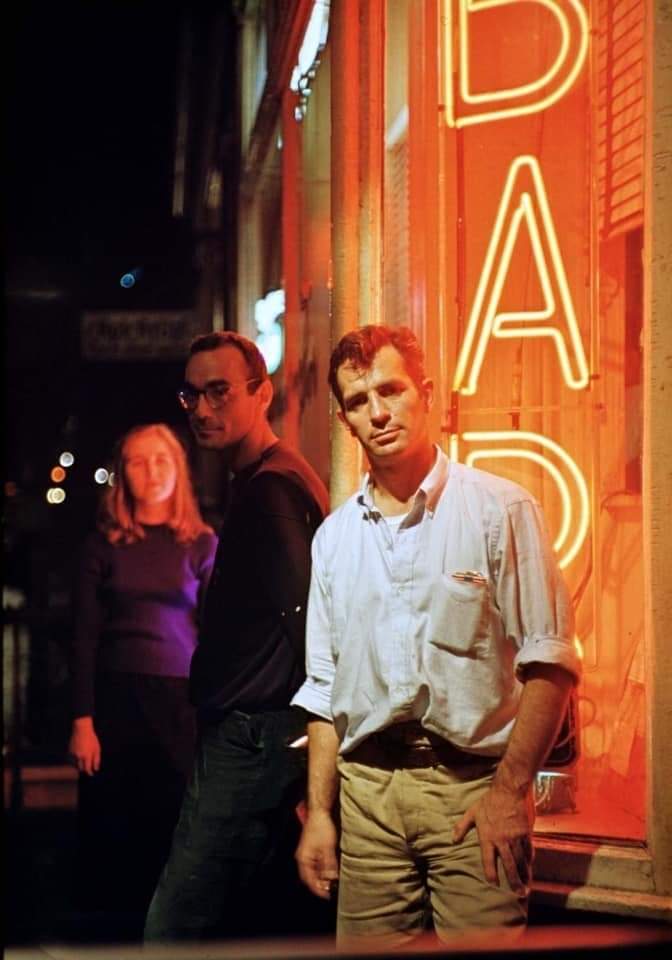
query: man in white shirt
292 324 581 944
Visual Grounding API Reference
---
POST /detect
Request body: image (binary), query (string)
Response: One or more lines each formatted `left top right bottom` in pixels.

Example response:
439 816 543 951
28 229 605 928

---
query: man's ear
421 378 434 412
257 377 274 413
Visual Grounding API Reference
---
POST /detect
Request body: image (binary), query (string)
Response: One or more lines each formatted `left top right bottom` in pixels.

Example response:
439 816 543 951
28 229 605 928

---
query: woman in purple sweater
68 423 217 939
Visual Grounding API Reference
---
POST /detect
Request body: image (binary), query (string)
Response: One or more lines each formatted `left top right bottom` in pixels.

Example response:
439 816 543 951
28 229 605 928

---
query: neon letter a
453 155 589 395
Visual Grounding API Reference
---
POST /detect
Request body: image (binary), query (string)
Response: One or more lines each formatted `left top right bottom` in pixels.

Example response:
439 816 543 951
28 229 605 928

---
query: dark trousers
144 706 332 942
74 673 196 940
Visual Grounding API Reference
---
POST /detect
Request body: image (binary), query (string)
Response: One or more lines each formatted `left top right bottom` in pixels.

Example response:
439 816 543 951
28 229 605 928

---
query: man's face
336 344 432 464
184 346 265 451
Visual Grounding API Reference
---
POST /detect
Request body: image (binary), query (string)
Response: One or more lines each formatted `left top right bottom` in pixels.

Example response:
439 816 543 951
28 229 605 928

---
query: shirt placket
382 513 421 707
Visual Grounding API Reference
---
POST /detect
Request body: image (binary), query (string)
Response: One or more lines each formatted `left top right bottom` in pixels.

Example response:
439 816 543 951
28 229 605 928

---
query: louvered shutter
384 137 410 327
597 0 646 238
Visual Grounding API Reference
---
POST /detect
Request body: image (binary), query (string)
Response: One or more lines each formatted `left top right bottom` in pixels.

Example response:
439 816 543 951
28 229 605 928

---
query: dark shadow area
5 810 78 945
4 806 337 947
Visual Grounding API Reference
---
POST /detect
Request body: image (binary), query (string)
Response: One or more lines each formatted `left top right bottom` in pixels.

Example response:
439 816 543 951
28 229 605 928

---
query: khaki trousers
336 739 529 946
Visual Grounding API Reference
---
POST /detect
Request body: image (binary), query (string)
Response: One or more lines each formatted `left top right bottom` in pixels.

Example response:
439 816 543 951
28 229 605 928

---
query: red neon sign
443 0 591 568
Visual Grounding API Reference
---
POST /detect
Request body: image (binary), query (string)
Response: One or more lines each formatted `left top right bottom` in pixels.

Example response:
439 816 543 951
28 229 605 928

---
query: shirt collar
356 444 449 519
232 440 281 485
420 444 450 514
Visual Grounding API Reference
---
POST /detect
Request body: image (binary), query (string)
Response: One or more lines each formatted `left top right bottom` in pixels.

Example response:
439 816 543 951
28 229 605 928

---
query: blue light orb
119 267 143 289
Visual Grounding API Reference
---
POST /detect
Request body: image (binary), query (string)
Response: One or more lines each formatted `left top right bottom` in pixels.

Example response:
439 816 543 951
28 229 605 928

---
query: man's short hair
189 331 268 391
328 325 427 408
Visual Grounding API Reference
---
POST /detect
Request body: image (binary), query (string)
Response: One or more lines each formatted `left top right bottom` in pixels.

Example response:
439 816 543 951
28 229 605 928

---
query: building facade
228 0 671 921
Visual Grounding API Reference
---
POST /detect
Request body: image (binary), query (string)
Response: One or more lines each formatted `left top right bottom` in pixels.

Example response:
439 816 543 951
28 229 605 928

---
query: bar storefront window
382 0 647 844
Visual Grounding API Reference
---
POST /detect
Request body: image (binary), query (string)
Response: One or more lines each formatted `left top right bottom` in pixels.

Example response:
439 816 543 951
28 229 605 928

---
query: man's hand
68 716 101 776
453 663 573 895
295 809 339 900
452 781 534 895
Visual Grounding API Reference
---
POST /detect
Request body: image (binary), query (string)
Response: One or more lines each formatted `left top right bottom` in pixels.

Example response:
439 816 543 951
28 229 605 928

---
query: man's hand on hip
452 781 534 896
453 663 573 895
295 809 339 900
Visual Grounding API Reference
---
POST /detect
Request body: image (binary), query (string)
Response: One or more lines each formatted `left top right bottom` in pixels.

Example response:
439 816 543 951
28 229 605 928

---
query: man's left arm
453 662 574 893
454 497 580 894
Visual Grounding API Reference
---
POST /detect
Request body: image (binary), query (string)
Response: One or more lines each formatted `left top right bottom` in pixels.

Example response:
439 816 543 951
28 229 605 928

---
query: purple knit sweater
71 524 217 717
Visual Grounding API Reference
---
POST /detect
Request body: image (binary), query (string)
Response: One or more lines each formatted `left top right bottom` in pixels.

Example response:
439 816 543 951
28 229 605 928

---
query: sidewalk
4 768 668 951
6 926 672 960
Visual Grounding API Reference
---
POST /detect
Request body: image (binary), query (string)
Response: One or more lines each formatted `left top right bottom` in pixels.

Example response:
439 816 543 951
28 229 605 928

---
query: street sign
81 310 202 360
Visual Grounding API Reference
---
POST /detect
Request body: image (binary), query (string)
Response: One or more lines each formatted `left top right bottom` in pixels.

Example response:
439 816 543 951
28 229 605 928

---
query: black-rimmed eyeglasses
177 378 260 412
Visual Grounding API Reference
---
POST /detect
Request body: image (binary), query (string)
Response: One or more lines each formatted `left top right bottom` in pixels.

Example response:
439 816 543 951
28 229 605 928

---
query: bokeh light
120 266 142 289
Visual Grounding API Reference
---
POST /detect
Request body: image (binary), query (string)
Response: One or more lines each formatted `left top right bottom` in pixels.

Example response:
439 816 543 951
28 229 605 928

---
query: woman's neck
134 503 171 525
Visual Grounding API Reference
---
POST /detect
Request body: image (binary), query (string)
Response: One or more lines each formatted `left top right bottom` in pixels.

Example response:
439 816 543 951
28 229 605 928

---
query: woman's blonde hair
99 423 213 545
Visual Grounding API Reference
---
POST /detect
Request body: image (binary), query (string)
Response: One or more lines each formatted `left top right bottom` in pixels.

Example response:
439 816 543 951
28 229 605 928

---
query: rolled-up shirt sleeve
291 528 335 720
495 498 582 683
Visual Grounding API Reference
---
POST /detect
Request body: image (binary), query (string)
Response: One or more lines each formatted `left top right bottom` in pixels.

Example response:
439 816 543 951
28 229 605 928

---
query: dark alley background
4 0 237 745
4 2 237 945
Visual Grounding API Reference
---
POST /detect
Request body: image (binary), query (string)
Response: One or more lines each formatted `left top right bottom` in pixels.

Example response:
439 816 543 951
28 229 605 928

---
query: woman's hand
69 716 101 775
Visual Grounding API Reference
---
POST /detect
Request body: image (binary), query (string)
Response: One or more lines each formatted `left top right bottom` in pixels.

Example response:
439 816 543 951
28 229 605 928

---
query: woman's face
123 432 178 510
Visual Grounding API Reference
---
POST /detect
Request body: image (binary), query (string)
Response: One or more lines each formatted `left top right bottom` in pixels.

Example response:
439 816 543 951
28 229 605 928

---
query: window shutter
384 137 410 327
597 0 645 239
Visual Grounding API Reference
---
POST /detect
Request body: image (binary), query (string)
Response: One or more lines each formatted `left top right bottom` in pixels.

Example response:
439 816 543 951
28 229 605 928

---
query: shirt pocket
428 574 490 657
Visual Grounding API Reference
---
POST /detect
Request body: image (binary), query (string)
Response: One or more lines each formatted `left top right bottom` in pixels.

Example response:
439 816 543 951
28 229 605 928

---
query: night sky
5 3 208 540
7 3 180 256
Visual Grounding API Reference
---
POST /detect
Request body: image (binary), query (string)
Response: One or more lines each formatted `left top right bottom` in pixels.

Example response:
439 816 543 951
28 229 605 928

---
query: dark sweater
190 440 329 718
72 525 217 717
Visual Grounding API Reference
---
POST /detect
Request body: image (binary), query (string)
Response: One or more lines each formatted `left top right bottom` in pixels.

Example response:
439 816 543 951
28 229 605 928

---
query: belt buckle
386 721 432 750
400 721 431 748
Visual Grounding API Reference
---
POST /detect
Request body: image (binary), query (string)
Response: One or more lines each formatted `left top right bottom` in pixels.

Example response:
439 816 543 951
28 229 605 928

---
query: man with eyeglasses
144 331 329 942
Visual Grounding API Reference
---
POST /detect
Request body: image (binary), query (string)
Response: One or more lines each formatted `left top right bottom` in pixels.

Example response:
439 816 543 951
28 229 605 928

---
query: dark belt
357 720 494 770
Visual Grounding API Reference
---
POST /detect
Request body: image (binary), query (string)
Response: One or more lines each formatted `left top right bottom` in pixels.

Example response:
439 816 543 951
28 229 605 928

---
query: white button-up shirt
292 447 580 755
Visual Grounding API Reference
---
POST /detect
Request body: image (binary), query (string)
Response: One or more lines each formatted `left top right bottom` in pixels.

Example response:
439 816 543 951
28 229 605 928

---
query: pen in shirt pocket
452 570 487 585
